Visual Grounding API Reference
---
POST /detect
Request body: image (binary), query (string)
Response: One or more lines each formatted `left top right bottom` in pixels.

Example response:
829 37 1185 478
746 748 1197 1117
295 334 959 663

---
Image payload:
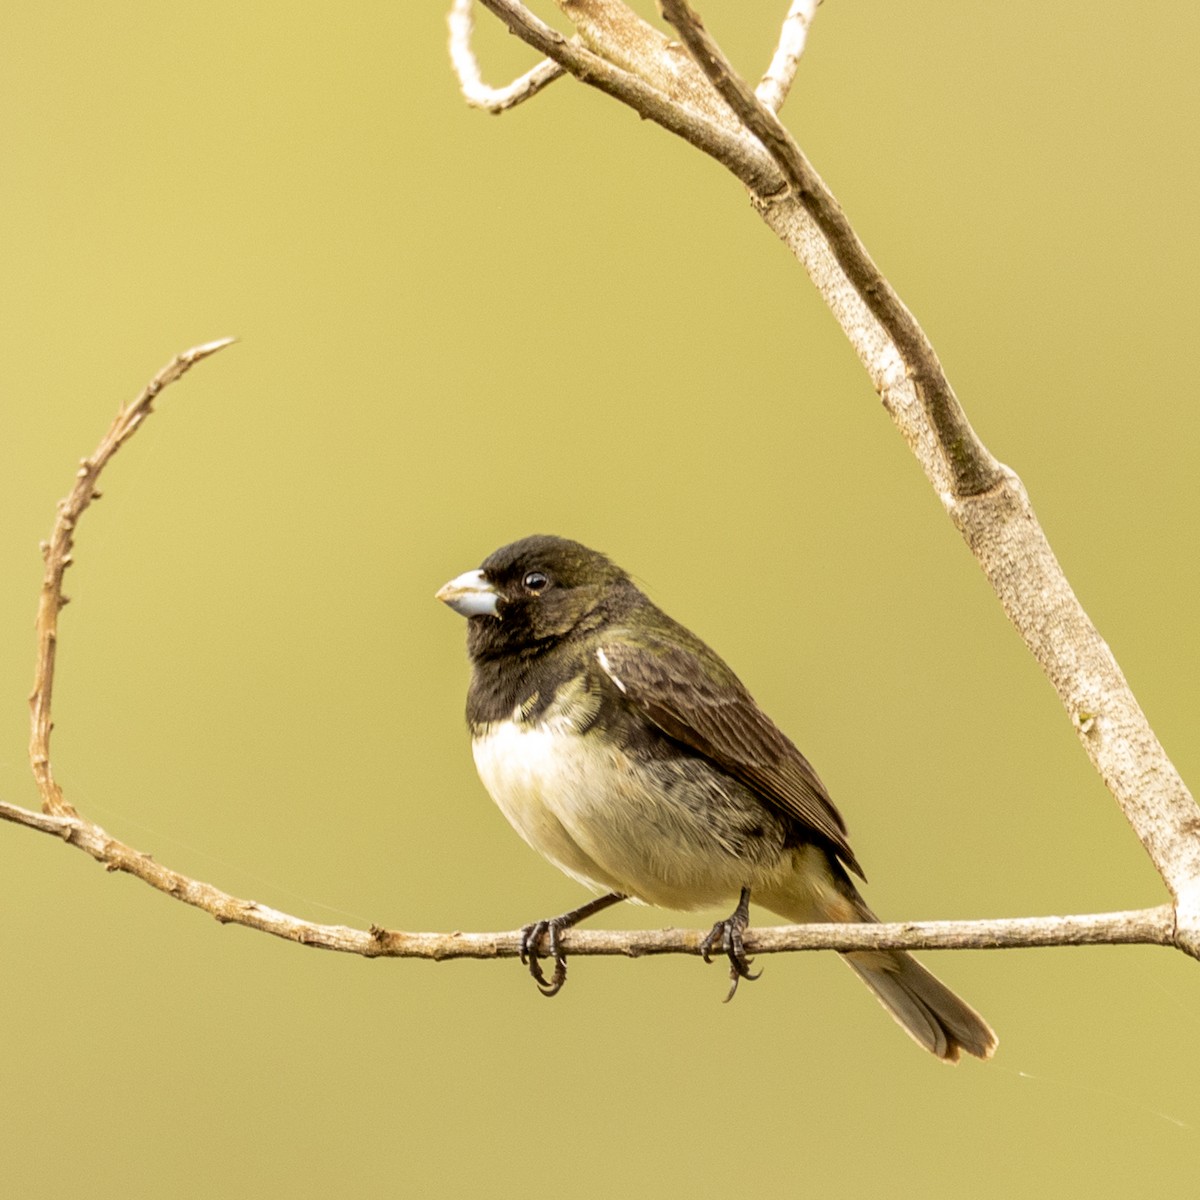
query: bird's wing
596 634 864 879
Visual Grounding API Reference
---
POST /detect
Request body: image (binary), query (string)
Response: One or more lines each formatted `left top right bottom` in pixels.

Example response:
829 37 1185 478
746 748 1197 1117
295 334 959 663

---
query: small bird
437 535 996 1062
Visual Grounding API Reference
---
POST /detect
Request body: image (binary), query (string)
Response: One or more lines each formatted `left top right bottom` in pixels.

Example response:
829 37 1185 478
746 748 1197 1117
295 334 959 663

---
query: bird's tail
840 945 996 1062
761 848 997 1063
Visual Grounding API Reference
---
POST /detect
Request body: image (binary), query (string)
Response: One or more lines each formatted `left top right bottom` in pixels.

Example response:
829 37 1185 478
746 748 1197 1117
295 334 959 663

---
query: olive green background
3 3 1198 1196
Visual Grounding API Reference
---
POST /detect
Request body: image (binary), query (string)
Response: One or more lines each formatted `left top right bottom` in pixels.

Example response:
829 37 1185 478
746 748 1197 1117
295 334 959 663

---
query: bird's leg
519 892 626 997
700 886 762 1002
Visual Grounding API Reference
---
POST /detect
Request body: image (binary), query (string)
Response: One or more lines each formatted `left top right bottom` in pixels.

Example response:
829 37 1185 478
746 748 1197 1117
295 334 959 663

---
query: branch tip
188 335 238 361
755 0 820 113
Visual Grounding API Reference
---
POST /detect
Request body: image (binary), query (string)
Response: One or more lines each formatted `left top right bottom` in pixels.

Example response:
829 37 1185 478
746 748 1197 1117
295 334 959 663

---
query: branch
7 9 1199 990
756 0 820 113
661 0 997 497
448 0 565 113
27 337 236 821
0 797 1177 959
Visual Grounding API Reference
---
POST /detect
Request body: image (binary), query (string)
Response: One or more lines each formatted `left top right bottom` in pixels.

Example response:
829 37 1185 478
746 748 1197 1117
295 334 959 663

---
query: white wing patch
595 647 627 694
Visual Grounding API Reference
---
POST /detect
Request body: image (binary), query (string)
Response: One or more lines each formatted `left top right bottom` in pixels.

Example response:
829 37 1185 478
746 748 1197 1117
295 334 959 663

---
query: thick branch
658 0 1200 942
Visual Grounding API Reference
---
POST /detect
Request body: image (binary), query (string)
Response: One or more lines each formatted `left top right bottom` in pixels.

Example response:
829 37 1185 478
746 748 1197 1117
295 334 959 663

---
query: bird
436 534 996 1062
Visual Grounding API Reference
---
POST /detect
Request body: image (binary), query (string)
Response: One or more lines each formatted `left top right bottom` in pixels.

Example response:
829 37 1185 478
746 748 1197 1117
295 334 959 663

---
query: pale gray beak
436 568 500 618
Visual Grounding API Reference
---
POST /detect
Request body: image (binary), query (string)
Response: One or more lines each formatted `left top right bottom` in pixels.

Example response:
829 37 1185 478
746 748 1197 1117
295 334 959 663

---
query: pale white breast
471 715 627 896
471 708 794 910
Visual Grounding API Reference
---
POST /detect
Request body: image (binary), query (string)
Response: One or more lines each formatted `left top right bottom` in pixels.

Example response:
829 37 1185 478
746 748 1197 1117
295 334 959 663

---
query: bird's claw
700 888 761 1002
515 893 625 998
519 918 568 997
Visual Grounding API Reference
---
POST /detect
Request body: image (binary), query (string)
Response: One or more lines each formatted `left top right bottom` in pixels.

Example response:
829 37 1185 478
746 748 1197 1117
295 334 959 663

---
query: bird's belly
471 718 793 911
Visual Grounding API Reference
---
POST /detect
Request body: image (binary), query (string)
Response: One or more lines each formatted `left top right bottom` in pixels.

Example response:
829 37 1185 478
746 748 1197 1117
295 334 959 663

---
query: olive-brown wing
597 636 864 879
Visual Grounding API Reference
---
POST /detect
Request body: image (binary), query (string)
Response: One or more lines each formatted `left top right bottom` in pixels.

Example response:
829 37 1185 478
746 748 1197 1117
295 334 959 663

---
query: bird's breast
469 696 799 911
471 711 629 895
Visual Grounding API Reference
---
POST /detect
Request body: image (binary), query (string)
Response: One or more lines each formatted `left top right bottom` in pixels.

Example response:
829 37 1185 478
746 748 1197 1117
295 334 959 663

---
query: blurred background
3 2 1198 1195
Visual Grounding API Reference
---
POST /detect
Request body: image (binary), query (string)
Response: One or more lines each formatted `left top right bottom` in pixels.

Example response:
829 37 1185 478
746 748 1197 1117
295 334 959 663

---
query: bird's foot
518 892 625 998
700 887 761 1003
519 916 570 997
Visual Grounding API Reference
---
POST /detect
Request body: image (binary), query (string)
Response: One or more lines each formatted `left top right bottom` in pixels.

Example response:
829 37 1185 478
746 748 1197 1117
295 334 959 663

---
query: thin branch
27 337 236 820
469 1 783 192
661 0 998 498
1 327 1189 992
448 0 565 113
756 0 820 113
0 797 1177 959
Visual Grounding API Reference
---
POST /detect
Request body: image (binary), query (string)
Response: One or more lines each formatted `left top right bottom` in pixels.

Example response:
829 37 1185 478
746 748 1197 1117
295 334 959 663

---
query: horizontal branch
0 797 1175 959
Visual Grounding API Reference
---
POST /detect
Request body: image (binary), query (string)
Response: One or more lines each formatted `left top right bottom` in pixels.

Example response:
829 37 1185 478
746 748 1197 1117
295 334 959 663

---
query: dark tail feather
761 846 997 1061
842 949 997 1062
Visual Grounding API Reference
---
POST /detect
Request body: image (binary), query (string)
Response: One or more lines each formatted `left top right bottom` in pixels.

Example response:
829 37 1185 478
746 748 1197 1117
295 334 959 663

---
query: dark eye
523 570 549 593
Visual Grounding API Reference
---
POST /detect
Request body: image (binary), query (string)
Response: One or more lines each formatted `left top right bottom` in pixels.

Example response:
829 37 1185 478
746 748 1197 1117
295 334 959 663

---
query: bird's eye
523 571 550 593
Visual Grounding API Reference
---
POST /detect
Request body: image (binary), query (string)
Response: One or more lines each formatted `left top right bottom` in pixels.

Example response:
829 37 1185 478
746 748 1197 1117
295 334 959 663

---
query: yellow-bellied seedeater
438 535 995 1062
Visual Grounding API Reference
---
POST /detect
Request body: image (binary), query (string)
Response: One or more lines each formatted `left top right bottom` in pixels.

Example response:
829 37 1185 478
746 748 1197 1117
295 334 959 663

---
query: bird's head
437 534 637 657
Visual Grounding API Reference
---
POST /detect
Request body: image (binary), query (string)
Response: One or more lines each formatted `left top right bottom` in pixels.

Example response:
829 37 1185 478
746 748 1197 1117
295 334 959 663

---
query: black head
437 535 640 658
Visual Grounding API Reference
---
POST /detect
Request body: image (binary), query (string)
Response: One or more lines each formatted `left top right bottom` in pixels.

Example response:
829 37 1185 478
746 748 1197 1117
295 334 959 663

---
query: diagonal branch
756 0 820 113
660 0 997 498
448 0 565 113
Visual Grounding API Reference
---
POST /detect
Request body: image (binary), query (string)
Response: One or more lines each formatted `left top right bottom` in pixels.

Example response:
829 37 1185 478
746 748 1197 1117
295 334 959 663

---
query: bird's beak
436 568 500 618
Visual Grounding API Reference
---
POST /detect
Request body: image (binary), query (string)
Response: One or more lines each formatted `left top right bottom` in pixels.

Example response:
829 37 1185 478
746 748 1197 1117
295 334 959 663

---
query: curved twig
448 0 565 113
28 338 235 821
